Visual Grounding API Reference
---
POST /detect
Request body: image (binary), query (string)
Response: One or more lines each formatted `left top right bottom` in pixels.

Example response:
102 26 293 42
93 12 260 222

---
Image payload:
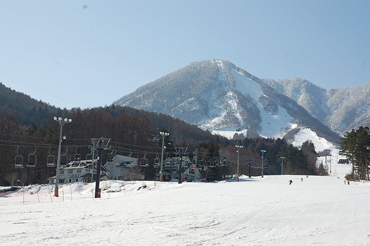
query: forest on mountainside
0 82 68 126
0 105 325 186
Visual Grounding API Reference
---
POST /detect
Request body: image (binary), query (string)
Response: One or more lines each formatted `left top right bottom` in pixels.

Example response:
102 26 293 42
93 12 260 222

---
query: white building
103 155 139 181
48 159 109 184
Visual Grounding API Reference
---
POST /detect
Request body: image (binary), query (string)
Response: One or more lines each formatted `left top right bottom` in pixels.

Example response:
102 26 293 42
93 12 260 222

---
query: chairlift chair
60 146 68 165
47 155 56 167
47 147 56 167
154 153 160 167
26 144 37 168
73 146 81 164
162 152 169 166
86 148 94 163
15 146 24 168
164 159 170 167
140 153 149 167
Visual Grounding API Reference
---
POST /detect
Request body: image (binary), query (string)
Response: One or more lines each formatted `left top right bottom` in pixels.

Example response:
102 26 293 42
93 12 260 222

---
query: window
68 169 73 174
77 169 82 173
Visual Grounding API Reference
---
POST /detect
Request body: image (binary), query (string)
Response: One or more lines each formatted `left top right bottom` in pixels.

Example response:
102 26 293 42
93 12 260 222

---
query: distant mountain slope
114 60 340 144
0 82 65 125
263 78 370 134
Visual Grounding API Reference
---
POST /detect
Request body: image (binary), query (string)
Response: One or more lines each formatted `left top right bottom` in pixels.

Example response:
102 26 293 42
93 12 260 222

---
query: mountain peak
114 60 340 143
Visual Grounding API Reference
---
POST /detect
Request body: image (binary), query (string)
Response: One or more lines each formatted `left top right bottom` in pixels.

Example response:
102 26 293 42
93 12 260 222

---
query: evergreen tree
340 127 370 180
279 143 311 175
301 140 318 174
340 129 357 175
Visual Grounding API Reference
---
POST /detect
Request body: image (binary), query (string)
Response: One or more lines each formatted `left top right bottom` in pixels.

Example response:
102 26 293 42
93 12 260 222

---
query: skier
289 180 293 185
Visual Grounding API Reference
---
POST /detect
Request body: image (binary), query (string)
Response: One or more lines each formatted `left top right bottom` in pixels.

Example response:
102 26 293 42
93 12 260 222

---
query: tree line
0 105 325 186
340 126 370 180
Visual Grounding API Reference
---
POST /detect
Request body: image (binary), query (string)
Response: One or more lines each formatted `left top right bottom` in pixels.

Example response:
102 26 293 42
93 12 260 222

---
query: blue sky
1 0 369 109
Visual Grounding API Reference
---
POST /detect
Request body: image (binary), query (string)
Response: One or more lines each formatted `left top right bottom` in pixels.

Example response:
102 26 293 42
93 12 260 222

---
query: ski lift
154 153 160 167
15 146 24 168
47 147 56 167
86 148 93 163
163 153 170 167
60 146 68 165
26 144 37 167
86 148 98 164
73 146 81 164
140 153 149 167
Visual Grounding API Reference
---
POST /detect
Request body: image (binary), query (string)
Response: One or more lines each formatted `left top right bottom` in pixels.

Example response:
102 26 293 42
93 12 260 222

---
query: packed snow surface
1 130 368 245
1 162 370 246
207 65 294 138
293 127 334 151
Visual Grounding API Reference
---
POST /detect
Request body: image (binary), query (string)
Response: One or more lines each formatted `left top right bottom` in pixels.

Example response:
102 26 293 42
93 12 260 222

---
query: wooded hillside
0 84 324 185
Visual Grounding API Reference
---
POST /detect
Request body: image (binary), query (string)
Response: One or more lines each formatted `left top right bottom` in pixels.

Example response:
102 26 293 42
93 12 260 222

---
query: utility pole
261 150 266 178
54 117 72 197
91 137 110 198
235 145 243 182
175 147 188 184
160 132 169 182
246 156 254 178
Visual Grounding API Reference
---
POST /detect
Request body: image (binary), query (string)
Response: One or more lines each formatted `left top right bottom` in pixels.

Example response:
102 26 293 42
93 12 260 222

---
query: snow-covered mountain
263 78 370 134
114 60 340 143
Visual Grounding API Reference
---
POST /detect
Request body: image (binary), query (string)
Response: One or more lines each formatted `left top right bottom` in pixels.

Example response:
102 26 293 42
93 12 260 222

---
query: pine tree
340 127 370 180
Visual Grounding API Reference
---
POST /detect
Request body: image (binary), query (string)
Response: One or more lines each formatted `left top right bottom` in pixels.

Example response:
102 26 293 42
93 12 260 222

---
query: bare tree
4 172 18 186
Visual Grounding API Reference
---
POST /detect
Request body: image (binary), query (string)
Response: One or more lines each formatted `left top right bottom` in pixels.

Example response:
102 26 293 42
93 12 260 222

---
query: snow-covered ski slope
0 128 366 246
1 160 370 246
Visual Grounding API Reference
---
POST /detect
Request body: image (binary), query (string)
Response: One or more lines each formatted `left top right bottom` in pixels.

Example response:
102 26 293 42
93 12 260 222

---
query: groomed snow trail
1 164 370 246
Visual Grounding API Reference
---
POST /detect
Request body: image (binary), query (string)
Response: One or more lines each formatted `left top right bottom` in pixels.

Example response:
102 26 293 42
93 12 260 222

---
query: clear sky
1 0 369 109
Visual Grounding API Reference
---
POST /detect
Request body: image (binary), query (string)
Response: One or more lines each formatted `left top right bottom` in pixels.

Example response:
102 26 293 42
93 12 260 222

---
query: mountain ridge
263 78 370 134
114 60 341 144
